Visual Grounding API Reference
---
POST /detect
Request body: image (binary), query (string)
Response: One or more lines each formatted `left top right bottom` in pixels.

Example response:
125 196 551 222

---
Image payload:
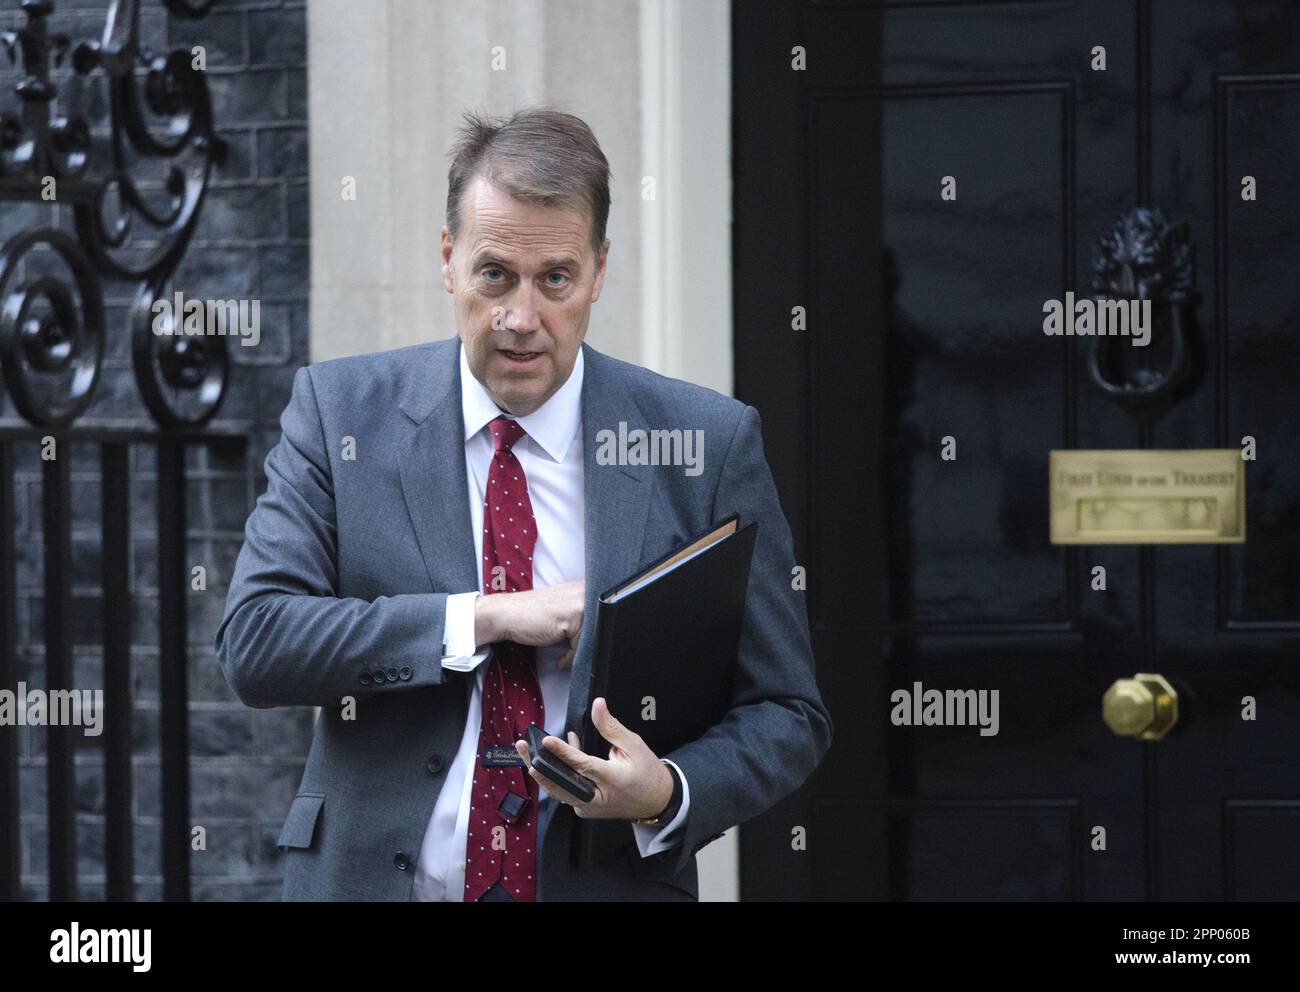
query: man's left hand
514 696 673 821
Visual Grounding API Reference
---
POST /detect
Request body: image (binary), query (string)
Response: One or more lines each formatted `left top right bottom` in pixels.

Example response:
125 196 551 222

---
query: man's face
442 176 609 416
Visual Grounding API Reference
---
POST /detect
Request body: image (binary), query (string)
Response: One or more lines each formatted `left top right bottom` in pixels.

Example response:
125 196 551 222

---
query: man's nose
502 283 542 334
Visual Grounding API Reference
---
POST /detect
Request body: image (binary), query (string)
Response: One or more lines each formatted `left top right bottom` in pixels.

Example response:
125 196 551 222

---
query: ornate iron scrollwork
0 228 103 425
131 276 228 428
0 0 226 428
1088 206 1200 415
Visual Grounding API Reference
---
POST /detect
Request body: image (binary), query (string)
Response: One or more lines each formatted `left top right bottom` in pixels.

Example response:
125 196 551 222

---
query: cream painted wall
307 0 736 899
308 0 731 392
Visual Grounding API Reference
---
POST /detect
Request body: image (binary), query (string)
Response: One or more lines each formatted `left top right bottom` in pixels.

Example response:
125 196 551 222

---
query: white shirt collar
459 341 584 463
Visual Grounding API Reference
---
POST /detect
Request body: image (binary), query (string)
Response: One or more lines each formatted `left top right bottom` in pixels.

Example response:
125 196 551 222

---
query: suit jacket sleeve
215 366 454 708
661 403 833 874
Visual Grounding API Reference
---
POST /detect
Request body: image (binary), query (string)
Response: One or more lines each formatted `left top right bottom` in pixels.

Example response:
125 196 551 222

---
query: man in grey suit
215 108 831 901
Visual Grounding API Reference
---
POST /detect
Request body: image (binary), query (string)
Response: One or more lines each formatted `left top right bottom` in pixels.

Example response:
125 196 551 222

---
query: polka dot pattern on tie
464 415 545 903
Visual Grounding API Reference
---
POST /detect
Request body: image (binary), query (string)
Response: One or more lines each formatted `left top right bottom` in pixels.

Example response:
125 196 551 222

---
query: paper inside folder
603 518 738 603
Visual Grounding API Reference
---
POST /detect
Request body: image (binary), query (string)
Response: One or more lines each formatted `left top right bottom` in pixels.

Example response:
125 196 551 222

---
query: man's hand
475 579 584 668
513 696 674 821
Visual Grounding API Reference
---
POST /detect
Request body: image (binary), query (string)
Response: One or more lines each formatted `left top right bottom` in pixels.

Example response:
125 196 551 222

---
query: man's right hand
473 579 586 668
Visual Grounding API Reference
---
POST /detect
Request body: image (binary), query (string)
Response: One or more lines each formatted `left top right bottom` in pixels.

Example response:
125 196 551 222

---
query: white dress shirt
411 344 690 902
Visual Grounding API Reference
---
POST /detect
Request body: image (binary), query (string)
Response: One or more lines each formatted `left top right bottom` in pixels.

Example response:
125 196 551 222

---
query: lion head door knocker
1089 207 1201 417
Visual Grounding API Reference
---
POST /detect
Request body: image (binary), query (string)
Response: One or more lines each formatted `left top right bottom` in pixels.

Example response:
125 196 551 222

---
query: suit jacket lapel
565 343 653 735
397 339 480 599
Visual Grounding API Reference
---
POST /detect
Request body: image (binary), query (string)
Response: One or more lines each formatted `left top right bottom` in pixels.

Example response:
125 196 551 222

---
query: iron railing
0 0 236 901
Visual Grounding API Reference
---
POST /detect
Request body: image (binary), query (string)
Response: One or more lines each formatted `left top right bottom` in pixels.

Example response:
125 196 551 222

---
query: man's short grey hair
445 107 611 259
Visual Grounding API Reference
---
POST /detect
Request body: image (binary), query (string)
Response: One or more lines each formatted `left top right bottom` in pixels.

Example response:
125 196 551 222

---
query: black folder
571 514 759 867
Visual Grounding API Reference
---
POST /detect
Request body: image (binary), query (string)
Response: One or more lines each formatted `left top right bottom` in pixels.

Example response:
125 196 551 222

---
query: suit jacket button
399 666 413 681
359 672 372 686
372 669 386 684
426 754 444 775
386 667 399 682
394 851 410 870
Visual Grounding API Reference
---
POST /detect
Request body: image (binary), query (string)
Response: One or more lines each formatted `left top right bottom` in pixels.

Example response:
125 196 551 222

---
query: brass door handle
1103 673 1179 740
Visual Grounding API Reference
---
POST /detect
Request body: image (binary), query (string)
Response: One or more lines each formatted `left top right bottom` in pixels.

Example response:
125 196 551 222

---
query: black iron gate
0 0 238 901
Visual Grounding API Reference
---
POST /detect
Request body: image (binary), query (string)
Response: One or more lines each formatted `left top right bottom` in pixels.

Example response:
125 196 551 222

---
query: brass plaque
1050 450 1245 544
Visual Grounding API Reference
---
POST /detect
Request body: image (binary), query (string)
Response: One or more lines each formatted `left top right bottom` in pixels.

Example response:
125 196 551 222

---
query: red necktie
463 416 545 902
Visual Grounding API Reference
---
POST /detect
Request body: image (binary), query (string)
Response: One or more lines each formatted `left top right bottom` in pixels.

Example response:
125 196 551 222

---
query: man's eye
483 268 505 282
546 272 570 287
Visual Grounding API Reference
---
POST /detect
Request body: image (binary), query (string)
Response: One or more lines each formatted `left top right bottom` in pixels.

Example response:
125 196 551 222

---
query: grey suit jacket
215 337 832 901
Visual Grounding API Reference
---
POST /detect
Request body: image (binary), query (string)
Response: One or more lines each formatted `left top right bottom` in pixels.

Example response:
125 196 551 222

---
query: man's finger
558 627 581 669
527 764 586 807
539 732 598 776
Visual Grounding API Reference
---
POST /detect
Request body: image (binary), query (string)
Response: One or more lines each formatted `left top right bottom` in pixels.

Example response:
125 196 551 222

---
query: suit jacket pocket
277 792 325 850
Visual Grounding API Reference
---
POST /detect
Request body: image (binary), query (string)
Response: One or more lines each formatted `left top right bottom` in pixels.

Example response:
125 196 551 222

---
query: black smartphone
526 724 596 803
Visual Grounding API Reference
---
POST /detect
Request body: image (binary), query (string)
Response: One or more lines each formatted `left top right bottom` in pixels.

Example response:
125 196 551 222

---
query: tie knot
489 415 526 453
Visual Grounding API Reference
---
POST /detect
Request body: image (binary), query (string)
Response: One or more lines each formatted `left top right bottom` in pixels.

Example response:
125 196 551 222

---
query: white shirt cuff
631 759 690 858
440 592 489 672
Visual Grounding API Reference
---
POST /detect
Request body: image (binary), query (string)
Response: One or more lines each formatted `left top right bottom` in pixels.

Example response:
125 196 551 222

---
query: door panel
1148 1 1300 901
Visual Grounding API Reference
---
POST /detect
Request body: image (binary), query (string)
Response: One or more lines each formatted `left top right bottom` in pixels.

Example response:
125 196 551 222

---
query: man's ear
590 238 611 303
440 225 455 293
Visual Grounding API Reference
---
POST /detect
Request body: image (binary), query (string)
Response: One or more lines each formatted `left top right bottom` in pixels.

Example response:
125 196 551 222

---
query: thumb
592 696 633 748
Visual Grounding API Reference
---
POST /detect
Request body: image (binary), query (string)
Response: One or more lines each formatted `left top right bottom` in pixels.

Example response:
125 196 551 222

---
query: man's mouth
499 348 543 366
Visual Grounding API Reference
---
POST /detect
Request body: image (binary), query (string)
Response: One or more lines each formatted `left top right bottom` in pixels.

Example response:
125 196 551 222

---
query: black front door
733 0 1300 900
